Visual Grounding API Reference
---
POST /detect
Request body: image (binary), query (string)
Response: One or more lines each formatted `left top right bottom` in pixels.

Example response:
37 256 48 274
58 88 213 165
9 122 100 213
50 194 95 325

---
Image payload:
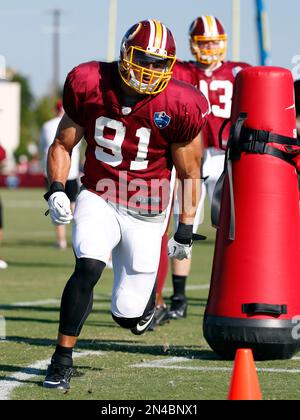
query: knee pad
73 258 106 290
111 285 156 330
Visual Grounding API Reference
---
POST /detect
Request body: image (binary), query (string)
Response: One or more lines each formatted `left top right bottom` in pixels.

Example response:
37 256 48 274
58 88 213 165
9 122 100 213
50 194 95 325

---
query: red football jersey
0 145 6 162
172 60 196 86
173 61 251 149
63 61 208 213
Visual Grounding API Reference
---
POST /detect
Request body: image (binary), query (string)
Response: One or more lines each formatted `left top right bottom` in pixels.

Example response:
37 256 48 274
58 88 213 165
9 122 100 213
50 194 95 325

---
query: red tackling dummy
204 67 300 360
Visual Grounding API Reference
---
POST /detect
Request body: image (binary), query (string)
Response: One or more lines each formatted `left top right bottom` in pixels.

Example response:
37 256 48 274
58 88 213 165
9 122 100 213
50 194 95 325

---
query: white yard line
1 286 209 311
7 299 61 308
131 357 300 374
2 286 208 310
1 346 300 400
7 231 55 238
4 201 45 209
0 350 104 401
1 296 108 309
164 284 210 292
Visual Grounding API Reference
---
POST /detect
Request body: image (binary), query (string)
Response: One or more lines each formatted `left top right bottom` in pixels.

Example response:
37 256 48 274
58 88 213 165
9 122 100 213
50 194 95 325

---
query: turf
1 188 300 400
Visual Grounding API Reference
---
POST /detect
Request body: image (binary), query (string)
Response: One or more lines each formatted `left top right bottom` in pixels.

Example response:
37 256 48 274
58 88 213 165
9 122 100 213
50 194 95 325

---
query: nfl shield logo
154 112 171 129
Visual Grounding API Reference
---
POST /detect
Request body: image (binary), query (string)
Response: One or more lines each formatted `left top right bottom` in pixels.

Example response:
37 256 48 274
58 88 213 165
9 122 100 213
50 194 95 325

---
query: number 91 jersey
173 60 251 149
63 61 208 214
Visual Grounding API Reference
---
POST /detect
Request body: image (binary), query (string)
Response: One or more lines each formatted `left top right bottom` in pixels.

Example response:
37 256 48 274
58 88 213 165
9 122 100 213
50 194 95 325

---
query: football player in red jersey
294 80 300 190
163 16 251 320
43 19 209 389
294 80 300 139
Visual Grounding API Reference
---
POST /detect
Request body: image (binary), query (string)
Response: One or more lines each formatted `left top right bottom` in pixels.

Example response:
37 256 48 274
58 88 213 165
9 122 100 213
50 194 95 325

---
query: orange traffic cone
228 349 262 400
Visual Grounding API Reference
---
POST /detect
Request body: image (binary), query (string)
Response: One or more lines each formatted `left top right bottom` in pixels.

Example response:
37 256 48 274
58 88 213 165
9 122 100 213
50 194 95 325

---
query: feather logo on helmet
154 111 171 129
125 23 142 41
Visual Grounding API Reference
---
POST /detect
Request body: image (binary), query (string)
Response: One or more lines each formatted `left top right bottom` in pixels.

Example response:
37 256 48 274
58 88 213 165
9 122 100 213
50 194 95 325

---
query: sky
1 0 300 97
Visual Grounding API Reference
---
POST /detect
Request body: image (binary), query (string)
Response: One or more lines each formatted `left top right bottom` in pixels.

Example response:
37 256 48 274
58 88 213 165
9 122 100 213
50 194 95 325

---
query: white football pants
72 189 164 319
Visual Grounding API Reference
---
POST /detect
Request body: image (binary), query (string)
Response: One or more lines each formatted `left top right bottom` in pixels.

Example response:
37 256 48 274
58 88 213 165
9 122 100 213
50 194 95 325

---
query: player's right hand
47 191 73 225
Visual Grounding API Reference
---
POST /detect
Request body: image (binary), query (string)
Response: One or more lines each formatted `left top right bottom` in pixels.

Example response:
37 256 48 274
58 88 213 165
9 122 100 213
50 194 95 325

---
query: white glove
168 237 192 260
47 191 73 225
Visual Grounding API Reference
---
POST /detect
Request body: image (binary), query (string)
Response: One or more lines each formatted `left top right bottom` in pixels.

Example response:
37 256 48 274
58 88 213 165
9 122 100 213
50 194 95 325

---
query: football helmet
118 19 176 95
189 16 227 65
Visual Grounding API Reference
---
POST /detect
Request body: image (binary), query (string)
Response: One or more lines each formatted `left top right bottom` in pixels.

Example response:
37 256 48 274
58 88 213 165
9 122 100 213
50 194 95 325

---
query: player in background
148 174 176 331
294 80 300 139
43 19 209 389
164 16 251 320
294 80 300 190
40 100 81 249
0 145 7 269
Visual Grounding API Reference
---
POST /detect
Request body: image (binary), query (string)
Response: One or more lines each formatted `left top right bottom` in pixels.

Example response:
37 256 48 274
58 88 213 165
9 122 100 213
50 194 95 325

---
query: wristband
174 223 193 245
44 182 65 201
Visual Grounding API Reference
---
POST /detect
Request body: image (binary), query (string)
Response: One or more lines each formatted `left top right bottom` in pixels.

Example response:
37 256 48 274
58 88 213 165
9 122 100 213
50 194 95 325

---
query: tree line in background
12 72 62 160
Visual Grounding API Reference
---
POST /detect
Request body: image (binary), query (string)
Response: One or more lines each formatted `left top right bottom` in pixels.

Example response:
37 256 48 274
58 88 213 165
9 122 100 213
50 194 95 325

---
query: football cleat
43 361 73 390
131 308 156 335
148 305 170 331
168 295 188 320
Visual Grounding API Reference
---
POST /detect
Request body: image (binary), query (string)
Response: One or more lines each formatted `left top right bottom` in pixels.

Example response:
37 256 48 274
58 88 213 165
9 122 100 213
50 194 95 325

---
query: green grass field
1 188 300 400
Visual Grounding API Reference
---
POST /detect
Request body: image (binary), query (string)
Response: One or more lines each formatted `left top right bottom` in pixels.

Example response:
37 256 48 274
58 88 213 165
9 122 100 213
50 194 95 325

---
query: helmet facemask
190 34 227 66
119 46 176 95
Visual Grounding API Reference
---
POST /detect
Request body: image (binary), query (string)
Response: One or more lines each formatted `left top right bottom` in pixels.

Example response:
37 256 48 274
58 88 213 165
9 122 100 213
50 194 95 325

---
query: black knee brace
59 258 106 336
111 314 141 329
